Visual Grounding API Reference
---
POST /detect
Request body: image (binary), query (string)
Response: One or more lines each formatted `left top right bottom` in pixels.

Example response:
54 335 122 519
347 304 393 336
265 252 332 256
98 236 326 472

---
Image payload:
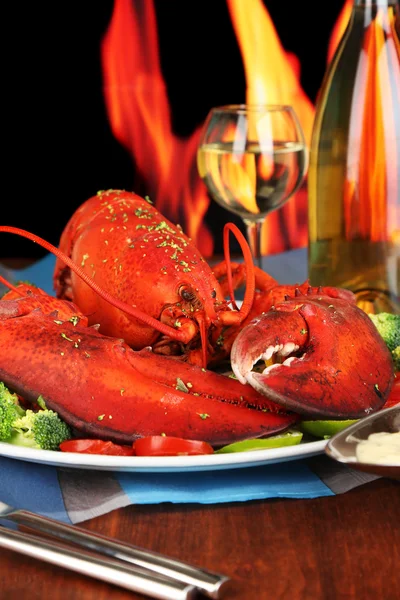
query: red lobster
0 189 394 446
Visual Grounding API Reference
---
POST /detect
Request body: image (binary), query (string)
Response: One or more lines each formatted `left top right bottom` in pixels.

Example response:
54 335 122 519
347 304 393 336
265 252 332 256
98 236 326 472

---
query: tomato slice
133 436 214 457
383 374 400 408
59 439 135 456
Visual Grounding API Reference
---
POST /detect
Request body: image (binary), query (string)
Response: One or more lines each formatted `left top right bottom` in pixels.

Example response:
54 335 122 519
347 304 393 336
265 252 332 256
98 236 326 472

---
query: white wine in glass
197 104 308 268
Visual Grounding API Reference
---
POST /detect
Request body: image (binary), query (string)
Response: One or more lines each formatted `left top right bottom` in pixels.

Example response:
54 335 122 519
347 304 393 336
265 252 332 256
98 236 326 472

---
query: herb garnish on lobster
0 189 394 447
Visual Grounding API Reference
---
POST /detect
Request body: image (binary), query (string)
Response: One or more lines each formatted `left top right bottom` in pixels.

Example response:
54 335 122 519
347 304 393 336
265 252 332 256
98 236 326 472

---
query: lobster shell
54 189 228 350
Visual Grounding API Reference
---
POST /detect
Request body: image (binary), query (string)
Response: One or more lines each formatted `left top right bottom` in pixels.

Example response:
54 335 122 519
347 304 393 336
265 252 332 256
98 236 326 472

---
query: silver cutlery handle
0 526 196 600
9 509 229 599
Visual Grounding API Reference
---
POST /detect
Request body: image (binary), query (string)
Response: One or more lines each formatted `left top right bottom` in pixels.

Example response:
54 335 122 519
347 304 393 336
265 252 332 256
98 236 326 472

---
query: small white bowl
325 405 400 480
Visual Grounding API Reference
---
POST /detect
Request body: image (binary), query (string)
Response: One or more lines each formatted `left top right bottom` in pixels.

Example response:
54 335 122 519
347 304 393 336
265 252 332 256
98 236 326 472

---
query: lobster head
231 290 394 419
53 190 256 367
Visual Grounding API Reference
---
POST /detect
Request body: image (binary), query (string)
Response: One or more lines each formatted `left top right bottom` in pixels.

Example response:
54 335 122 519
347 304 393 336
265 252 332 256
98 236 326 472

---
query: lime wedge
299 419 359 439
214 430 303 454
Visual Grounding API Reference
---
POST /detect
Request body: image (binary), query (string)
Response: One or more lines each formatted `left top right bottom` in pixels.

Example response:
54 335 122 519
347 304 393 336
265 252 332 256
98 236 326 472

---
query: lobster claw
231 294 394 419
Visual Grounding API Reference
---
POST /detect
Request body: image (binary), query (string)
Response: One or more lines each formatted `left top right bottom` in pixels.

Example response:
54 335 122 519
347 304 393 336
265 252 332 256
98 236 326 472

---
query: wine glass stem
244 219 263 269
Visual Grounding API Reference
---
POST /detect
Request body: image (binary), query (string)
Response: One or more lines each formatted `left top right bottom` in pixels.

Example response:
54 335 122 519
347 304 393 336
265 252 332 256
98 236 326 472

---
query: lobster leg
212 261 277 301
0 284 88 323
0 305 297 447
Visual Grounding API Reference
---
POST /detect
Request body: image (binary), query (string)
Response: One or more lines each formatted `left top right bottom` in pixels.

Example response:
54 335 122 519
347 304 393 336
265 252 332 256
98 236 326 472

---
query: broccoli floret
10 409 72 451
0 382 72 450
392 347 400 372
369 313 400 372
15 280 37 287
369 313 400 352
0 382 25 441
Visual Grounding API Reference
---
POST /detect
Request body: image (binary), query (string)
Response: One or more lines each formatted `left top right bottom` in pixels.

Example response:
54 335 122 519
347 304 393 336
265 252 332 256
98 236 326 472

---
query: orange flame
101 0 352 257
101 0 213 256
226 0 315 253
344 6 400 242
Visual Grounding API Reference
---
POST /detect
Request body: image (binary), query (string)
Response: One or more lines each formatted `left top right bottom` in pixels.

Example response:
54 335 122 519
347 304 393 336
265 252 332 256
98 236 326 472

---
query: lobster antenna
222 223 255 323
0 226 198 345
195 311 208 369
0 273 27 297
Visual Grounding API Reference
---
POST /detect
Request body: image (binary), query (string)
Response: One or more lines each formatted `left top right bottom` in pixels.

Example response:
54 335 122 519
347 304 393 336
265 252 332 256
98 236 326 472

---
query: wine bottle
308 0 400 314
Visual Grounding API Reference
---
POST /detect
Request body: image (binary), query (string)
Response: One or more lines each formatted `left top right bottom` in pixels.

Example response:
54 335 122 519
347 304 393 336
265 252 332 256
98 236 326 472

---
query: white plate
0 438 327 472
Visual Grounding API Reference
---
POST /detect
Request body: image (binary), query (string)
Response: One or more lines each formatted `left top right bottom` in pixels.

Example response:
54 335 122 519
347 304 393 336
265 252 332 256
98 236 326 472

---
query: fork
0 501 230 599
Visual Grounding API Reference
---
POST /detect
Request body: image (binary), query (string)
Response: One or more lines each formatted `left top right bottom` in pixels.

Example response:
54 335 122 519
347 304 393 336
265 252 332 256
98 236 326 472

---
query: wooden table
1 478 399 599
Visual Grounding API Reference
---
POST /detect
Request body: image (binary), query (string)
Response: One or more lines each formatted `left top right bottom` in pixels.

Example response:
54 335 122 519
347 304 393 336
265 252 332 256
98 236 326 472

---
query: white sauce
356 432 400 466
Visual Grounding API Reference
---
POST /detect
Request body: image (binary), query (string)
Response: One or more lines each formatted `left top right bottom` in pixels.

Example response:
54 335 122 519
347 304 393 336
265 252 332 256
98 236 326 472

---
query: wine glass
197 104 308 268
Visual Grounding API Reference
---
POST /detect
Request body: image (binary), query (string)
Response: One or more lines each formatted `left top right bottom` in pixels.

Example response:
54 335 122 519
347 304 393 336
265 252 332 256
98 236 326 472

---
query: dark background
2 0 345 259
